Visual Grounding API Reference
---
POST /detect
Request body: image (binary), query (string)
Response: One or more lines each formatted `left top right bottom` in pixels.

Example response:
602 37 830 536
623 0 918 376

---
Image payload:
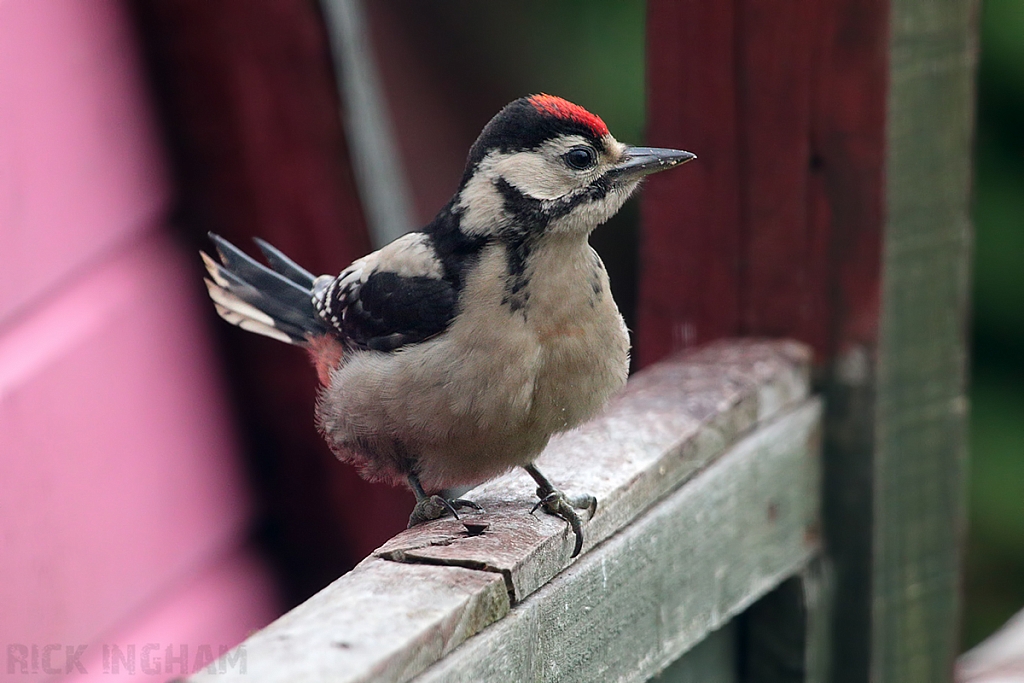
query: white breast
317 238 629 491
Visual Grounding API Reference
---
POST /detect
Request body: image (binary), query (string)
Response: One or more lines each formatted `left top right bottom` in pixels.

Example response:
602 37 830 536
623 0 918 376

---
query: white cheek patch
493 151 576 201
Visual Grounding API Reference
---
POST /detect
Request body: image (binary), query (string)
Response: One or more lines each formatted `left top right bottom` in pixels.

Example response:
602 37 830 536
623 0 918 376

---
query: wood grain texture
873 1 979 681
641 0 886 363
640 0 743 363
188 559 509 683
642 11 889 674
809 2 889 679
375 340 811 603
735 0 824 346
413 401 821 683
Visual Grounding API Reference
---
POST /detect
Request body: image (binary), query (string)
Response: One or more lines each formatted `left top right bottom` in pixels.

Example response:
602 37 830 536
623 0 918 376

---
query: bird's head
454 94 694 240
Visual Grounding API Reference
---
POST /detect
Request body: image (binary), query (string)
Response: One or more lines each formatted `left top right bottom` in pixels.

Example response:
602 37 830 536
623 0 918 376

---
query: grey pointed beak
610 146 696 180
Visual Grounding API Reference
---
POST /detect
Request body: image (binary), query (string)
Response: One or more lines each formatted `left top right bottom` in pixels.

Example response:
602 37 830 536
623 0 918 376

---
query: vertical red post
642 1 889 681
641 0 885 366
639 1 742 364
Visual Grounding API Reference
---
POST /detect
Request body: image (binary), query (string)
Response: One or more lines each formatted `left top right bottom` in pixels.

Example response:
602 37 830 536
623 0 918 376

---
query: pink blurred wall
0 1 280 680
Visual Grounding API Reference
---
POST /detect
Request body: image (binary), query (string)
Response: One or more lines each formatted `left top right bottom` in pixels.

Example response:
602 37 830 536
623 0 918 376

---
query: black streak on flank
588 250 605 307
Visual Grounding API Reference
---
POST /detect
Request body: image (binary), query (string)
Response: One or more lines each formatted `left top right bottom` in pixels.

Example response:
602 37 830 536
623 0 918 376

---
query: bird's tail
201 233 329 346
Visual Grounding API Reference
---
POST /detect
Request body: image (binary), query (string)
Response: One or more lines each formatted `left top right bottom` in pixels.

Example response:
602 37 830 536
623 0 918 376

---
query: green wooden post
874 1 978 680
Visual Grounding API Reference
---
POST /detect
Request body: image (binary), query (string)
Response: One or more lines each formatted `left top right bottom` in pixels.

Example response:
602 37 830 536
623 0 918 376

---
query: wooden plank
374 340 811 603
188 560 509 683
643 3 975 681
658 558 833 683
643 5 890 671
735 0 827 347
640 0 886 363
641 0 887 362
413 400 821 683
873 1 978 681
809 2 889 680
184 340 817 683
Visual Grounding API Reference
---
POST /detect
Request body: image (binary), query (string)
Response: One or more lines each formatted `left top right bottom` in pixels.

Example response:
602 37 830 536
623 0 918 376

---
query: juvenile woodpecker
202 94 694 556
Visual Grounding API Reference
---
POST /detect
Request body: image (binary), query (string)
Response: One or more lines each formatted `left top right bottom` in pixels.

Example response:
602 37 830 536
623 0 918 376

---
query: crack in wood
376 548 517 602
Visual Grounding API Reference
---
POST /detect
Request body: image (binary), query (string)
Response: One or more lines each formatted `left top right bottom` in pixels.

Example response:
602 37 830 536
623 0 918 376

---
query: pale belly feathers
316 239 630 491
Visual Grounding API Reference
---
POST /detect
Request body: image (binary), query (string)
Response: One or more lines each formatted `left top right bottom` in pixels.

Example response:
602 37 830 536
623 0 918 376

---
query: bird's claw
408 495 483 528
531 488 597 557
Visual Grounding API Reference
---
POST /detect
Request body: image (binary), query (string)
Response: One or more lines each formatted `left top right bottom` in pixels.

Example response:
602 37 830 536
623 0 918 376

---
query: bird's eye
563 146 597 170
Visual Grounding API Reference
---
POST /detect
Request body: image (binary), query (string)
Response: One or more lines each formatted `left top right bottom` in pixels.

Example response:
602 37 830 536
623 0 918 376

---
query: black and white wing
313 232 458 352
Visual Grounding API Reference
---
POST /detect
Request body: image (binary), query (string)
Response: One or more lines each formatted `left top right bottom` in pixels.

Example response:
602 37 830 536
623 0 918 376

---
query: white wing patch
312 232 444 330
374 232 444 278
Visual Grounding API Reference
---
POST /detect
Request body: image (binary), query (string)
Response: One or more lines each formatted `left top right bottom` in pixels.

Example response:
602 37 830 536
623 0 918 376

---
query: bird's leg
523 463 597 557
406 474 483 528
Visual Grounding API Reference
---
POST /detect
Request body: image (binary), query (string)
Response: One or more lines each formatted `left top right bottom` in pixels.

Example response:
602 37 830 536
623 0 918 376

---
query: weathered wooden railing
187 339 824 682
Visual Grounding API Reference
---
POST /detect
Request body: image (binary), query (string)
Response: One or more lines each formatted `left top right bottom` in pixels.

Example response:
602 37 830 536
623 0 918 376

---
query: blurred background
962 0 1024 651
0 0 1018 679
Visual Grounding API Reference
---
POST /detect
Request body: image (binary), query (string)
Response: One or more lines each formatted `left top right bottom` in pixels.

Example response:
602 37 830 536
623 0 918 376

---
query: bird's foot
407 496 483 528
531 488 597 558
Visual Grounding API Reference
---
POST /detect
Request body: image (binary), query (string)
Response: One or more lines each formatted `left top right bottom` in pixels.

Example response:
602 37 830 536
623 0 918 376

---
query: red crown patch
527 94 609 138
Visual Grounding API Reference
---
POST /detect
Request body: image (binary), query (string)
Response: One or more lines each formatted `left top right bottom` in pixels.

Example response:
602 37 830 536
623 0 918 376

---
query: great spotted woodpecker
202 94 694 556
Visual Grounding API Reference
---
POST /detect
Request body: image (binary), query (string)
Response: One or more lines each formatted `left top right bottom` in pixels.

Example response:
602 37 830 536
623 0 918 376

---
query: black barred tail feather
201 233 329 346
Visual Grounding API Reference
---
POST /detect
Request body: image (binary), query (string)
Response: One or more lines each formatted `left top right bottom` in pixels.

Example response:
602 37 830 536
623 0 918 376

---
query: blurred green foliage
430 0 646 144
962 0 1024 651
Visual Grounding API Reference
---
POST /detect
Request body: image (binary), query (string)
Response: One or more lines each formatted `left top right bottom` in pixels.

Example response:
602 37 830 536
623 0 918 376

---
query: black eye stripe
564 146 597 170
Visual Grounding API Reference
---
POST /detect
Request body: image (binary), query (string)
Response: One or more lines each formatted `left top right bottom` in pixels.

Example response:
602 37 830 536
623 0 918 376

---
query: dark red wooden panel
639 1 743 366
641 0 885 367
809 0 887 360
735 0 826 348
132 0 412 604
